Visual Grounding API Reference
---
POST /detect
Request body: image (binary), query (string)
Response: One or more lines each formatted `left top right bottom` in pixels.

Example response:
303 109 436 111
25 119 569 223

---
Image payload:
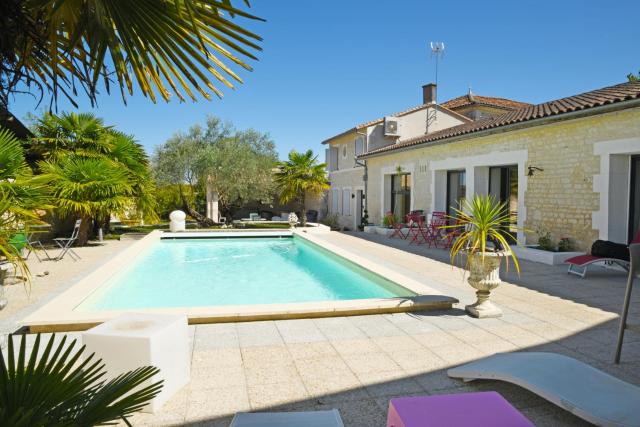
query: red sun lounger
565 254 629 278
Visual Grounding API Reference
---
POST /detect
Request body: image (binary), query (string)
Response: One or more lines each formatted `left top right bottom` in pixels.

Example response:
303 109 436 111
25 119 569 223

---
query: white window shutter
331 147 339 171
325 148 331 171
342 189 350 216
332 189 339 213
355 137 364 156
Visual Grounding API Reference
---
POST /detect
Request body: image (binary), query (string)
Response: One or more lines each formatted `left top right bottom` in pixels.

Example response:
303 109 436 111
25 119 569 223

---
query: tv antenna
429 42 445 104
426 42 445 130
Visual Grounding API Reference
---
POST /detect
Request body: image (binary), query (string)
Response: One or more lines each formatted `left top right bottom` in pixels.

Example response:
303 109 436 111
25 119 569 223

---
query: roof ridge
361 80 640 157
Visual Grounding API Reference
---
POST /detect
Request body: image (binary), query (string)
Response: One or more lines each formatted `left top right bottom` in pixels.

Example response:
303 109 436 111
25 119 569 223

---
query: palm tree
107 131 158 226
1 0 264 108
28 112 112 162
0 127 50 282
29 112 158 242
37 156 135 245
275 150 329 227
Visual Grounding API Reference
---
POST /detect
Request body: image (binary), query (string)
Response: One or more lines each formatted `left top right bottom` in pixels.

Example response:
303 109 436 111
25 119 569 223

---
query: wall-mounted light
527 166 544 177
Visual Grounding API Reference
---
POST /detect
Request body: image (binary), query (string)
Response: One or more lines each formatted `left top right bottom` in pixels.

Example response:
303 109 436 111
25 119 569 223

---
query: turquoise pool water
79 237 414 310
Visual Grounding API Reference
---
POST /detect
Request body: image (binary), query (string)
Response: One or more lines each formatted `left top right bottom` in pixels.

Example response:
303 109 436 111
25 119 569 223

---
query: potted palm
446 195 520 318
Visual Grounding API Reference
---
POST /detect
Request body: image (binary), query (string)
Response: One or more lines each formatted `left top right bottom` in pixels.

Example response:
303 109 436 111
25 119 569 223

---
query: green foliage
155 184 195 220
536 229 555 251
28 112 158 240
558 237 573 252
383 212 398 228
321 213 340 230
38 156 135 219
1 0 263 108
0 333 162 426
153 116 278 220
444 195 520 273
275 149 329 226
0 128 50 219
361 209 369 227
628 71 640 82
0 127 50 282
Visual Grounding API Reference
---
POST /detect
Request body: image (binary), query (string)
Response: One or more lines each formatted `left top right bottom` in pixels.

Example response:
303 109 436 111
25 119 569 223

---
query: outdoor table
82 313 190 413
386 391 534 427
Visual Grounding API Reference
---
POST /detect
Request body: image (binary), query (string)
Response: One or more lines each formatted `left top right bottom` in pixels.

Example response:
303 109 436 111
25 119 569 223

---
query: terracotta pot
465 252 504 318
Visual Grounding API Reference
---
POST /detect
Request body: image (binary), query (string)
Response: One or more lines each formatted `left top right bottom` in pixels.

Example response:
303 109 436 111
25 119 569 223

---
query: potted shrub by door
446 195 520 318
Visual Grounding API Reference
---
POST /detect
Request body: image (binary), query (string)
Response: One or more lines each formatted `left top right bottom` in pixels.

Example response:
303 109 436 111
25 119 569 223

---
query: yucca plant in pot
445 195 520 318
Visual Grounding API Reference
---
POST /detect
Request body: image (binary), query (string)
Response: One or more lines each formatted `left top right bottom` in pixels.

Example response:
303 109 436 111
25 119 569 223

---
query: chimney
422 83 437 104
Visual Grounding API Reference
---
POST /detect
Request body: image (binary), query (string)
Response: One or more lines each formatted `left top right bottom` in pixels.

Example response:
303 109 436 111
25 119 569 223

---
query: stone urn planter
288 212 299 229
465 252 504 318
446 195 522 320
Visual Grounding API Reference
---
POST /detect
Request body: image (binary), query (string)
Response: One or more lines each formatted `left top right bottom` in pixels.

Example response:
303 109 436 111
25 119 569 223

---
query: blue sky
8 0 640 158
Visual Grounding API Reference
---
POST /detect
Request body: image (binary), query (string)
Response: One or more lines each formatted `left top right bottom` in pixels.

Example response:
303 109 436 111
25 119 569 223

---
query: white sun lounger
229 410 344 427
447 352 640 427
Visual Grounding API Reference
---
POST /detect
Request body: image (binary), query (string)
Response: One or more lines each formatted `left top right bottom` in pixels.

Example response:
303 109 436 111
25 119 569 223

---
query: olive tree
153 117 277 224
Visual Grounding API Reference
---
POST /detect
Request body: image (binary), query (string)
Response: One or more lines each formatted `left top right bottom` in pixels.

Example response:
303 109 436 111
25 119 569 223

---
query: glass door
446 170 466 216
489 165 518 233
391 173 411 220
629 156 640 242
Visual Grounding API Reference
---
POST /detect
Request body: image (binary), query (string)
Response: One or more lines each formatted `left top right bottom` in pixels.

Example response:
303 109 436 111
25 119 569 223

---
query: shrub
321 213 340 230
382 212 398 228
536 229 555 251
558 237 573 252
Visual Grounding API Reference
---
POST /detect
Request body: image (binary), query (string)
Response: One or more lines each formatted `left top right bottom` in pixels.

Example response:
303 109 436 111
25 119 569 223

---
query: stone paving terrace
3 232 639 426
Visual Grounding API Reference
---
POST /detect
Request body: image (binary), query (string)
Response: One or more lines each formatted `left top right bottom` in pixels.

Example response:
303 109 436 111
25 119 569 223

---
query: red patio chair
424 216 448 248
442 218 462 249
389 214 408 239
408 216 429 245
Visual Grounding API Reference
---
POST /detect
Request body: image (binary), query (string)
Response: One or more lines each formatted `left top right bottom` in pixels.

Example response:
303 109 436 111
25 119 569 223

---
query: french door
446 170 466 216
391 173 411 219
489 165 518 234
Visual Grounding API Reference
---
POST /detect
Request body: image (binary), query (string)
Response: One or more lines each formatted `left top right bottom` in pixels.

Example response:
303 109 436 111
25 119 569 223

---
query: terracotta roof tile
362 81 640 157
321 103 472 144
441 94 531 111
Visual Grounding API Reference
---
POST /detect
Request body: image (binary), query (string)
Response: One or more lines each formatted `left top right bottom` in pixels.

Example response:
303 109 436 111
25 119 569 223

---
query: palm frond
443 195 521 274
5 0 264 106
0 333 162 425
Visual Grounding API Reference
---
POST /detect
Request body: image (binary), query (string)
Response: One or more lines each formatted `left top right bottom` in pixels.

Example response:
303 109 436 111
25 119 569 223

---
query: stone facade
324 105 467 230
363 107 640 251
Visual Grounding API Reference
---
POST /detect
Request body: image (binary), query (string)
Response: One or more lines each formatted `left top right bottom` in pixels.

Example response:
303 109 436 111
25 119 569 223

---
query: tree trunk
76 215 92 246
102 216 111 234
300 194 307 227
180 192 216 227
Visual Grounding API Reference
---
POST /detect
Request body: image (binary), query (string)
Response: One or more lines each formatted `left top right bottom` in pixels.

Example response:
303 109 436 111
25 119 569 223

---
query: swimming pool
79 236 415 310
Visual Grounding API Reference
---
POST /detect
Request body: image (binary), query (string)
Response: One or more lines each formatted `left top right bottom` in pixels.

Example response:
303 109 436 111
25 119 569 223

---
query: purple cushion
387 391 534 427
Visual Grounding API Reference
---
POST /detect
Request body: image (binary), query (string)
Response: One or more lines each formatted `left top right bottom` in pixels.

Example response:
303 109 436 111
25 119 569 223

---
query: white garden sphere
169 210 186 222
169 210 186 232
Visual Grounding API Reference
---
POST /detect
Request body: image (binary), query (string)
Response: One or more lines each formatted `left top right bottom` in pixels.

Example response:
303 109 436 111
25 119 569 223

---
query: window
390 173 411 219
331 189 339 213
342 189 351 215
446 170 466 216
